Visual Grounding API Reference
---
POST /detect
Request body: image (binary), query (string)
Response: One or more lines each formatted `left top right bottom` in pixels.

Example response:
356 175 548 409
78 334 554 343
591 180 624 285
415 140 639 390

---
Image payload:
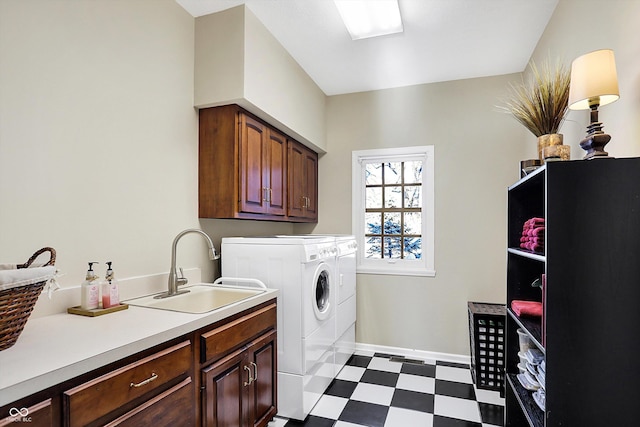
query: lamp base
580 130 612 160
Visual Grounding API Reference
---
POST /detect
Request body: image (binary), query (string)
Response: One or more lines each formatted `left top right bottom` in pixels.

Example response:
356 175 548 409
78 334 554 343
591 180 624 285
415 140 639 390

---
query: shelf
508 309 544 353
506 373 544 427
507 247 545 262
508 163 546 192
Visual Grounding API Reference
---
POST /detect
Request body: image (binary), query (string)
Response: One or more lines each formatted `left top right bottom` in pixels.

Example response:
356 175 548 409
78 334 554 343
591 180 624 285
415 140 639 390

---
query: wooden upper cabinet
287 140 318 221
199 104 316 222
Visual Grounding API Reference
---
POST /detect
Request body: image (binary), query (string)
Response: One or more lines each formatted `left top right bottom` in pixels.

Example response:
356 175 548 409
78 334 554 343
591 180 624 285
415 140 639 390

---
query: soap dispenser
101 261 120 309
80 262 100 310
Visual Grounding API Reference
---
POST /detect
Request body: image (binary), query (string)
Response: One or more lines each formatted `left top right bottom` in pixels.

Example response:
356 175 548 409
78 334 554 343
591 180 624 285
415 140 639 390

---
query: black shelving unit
504 158 640 426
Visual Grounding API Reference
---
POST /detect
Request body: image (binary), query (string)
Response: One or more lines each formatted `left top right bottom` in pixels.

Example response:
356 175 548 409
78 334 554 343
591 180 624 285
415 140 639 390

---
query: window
352 146 435 276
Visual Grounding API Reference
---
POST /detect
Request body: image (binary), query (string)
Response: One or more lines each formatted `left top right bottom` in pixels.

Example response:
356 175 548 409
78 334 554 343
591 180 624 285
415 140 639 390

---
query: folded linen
526 227 545 237
524 217 545 226
511 300 543 317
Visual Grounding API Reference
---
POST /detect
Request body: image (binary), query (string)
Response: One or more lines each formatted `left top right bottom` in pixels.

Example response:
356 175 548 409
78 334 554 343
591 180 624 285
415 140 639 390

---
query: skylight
334 0 404 40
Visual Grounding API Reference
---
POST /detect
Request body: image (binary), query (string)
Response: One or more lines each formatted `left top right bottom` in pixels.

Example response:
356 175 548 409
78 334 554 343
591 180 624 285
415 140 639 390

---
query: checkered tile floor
268 351 504 427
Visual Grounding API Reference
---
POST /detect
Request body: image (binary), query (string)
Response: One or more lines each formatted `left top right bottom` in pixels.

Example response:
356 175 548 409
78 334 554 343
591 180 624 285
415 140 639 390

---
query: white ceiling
176 0 559 96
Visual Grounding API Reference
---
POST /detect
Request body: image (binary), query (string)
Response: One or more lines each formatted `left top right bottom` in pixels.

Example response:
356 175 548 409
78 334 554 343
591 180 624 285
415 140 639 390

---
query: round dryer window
313 265 332 320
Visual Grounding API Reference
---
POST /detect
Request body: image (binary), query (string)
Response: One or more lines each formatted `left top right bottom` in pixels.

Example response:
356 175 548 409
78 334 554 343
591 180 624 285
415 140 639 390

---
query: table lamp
568 49 620 159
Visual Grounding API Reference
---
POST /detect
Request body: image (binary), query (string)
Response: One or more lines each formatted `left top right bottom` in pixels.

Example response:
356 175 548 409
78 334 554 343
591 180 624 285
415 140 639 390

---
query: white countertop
0 288 278 406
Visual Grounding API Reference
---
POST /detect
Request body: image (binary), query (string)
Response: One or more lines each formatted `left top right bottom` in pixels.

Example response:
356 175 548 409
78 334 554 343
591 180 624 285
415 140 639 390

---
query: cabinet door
104 378 194 427
247 330 277 427
202 348 250 427
265 130 287 216
302 149 318 220
239 114 268 214
287 141 318 220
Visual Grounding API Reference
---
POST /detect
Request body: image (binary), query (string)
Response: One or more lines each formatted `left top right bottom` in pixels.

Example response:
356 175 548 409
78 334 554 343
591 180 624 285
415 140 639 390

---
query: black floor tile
401 362 436 378
390 388 434 413
479 402 505 426
435 379 477 400
436 360 470 369
433 415 482 427
360 369 399 387
338 400 389 427
284 415 335 427
346 354 372 368
324 379 358 399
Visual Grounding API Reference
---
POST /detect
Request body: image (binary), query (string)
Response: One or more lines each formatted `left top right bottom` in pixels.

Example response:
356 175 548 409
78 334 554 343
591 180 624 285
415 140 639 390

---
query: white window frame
352 146 435 277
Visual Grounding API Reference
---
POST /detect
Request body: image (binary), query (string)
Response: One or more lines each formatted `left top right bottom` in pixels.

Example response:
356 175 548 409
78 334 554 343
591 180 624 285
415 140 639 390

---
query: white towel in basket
0 265 57 292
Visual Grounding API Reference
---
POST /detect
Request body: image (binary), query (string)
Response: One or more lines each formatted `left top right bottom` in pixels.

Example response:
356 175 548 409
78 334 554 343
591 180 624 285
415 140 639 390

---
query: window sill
356 266 436 277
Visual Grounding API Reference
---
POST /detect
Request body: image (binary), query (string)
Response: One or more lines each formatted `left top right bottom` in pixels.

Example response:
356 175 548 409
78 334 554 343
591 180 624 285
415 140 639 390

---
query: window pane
404 212 421 234
365 213 381 235
383 212 401 235
384 162 402 184
404 160 423 184
365 237 382 258
383 237 402 259
385 186 402 208
366 187 382 209
365 163 383 185
404 186 421 208
403 237 422 259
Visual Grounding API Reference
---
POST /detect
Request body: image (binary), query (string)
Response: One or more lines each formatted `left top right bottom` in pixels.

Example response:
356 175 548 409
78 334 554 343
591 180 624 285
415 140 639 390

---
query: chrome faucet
155 229 220 299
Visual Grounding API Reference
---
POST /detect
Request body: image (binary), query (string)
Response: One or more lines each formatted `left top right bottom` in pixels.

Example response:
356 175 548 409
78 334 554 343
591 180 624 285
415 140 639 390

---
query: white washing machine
221 236 338 420
333 235 357 373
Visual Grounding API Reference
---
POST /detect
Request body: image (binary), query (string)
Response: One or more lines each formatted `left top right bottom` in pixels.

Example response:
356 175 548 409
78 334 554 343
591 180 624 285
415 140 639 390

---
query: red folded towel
526 227 545 237
524 217 545 226
511 300 543 317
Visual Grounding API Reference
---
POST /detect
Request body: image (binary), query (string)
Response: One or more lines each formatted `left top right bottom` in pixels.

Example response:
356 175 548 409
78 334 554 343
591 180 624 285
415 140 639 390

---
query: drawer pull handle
130 372 158 388
243 365 253 386
251 362 258 381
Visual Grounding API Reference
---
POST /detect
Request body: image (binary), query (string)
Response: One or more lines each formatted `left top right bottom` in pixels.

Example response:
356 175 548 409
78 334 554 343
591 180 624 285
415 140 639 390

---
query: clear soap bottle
101 261 120 309
80 262 100 310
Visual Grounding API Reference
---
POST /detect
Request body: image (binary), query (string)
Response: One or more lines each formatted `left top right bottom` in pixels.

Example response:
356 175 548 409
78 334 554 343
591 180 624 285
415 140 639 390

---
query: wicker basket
0 247 56 351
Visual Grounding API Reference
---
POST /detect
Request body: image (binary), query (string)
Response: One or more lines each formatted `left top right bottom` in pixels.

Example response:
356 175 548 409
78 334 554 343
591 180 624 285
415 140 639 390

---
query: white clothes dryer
221 236 338 420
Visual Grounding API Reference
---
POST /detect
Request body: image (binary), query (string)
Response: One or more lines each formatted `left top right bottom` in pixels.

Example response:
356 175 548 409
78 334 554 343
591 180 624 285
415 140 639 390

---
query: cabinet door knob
243 365 253 386
130 372 158 388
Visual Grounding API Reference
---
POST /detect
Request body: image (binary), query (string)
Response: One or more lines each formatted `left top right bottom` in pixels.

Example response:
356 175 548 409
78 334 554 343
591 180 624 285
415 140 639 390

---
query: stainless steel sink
125 284 265 314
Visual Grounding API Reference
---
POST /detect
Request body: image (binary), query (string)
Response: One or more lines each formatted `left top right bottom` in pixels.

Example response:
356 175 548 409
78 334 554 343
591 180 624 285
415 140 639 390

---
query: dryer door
312 262 332 320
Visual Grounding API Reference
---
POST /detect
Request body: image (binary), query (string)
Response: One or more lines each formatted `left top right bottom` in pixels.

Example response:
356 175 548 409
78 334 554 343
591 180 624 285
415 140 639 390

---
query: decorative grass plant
500 58 571 137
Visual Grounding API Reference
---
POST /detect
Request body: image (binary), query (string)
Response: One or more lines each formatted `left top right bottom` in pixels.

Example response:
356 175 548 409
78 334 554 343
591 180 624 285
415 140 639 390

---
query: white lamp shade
568 49 620 110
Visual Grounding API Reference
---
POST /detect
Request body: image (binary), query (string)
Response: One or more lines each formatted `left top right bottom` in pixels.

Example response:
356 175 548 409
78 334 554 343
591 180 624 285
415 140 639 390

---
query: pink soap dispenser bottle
101 261 120 308
80 262 100 310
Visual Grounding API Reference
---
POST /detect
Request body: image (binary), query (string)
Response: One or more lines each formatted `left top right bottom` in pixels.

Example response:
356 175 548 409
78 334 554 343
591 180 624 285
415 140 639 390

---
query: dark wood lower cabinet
1 300 277 427
202 330 277 427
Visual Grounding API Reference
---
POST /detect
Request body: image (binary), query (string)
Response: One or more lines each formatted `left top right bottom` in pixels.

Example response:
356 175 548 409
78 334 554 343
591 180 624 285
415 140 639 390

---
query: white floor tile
336 365 366 382
435 365 473 384
267 416 288 427
384 407 433 427
351 382 395 406
335 421 367 427
396 373 435 394
475 388 505 406
310 395 349 419
434 395 482 423
368 357 403 373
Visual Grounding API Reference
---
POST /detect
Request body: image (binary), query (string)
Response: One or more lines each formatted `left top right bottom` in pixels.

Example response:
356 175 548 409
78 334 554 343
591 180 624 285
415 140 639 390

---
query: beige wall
0 0 293 294
318 77 529 355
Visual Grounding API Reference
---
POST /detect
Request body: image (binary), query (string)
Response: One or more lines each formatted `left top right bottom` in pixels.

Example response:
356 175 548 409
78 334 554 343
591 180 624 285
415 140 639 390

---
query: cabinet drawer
201 303 276 364
64 340 191 427
104 378 194 427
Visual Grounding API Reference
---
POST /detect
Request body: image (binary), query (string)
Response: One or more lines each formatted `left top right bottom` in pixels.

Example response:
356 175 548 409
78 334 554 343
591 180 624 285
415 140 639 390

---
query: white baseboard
355 342 471 366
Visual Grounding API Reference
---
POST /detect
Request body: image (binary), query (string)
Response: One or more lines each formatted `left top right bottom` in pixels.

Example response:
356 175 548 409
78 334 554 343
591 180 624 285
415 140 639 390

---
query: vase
537 134 563 161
